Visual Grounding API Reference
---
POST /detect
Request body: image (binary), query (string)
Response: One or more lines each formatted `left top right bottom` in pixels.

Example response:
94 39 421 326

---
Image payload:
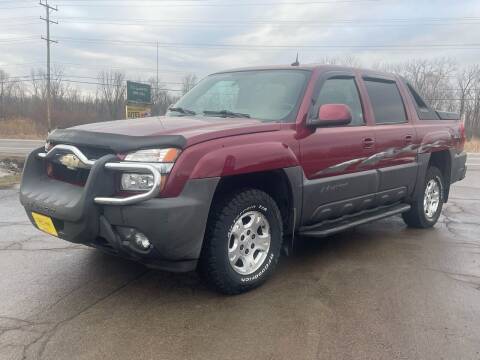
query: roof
212 63 396 79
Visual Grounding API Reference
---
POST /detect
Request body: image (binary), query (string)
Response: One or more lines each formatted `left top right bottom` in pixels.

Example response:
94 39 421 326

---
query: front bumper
20 147 219 272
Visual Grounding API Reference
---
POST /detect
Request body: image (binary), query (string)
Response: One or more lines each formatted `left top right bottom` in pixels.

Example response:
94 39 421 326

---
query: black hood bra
48 128 187 153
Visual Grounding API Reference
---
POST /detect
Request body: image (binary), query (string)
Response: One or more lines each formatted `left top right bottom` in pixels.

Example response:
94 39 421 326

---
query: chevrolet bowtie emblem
59 154 85 170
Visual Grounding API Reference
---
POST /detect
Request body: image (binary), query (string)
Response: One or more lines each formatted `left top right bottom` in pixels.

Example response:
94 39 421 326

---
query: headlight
120 148 180 192
124 148 180 163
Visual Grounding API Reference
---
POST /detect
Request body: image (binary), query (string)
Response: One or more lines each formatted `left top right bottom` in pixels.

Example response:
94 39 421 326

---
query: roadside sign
126 81 151 104
126 104 152 119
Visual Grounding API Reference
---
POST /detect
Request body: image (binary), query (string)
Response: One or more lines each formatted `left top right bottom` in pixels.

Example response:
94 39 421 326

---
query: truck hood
48 116 280 153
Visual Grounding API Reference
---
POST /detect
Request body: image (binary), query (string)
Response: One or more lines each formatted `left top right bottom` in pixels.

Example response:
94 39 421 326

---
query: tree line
0 58 479 138
0 68 197 135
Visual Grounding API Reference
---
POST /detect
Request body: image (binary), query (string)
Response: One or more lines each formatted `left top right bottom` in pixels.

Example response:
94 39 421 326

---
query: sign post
126 81 152 119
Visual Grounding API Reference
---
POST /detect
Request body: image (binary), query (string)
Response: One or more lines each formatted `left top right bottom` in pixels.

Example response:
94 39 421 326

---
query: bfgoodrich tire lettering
402 166 444 228
198 189 283 295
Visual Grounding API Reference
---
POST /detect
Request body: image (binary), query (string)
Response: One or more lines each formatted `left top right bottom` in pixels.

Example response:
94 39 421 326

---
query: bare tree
376 58 457 111
30 66 67 100
97 70 126 120
0 70 11 119
1 70 25 120
457 66 480 138
147 77 180 116
318 55 360 67
181 73 197 95
2 58 480 139
457 65 479 119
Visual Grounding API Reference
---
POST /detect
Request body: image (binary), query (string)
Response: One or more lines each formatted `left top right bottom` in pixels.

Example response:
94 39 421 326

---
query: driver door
299 71 378 226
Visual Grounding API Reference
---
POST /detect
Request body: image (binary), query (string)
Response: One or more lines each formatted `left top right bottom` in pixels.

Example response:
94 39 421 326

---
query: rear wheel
402 166 444 228
198 188 283 294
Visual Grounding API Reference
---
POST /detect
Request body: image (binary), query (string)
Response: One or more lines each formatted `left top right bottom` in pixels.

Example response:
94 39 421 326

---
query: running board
299 203 411 238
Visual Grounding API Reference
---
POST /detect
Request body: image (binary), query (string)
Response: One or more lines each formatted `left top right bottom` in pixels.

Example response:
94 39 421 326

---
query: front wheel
198 189 283 295
402 166 444 228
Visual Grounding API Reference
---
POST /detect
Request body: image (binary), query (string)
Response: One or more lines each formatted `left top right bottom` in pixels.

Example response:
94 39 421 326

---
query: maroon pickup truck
20 65 467 294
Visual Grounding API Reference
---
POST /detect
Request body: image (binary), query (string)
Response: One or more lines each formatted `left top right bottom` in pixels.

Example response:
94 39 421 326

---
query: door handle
404 134 413 144
362 137 375 149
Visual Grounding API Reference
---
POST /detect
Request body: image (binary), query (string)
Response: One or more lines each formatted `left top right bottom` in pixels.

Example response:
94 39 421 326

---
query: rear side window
316 77 364 126
406 83 439 120
364 79 407 124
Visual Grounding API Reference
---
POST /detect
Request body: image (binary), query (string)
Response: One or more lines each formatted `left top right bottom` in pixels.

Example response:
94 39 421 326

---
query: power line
0 36 38 42
0 16 39 21
55 15 480 23
0 61 46 67
0 61 189 74
0 0 385 8
0 77 183 91
52 36 480 50
7 78 478 92
52 62 190 74
3 76 479 95
3 15 480 23
2 74 184 84
40 0 386 6
61 79 182 91
53 19 480 29
0 6 38 9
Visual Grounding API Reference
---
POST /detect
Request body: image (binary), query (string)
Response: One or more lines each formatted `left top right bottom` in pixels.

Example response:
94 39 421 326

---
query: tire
402 166 444 228
198 188 283 295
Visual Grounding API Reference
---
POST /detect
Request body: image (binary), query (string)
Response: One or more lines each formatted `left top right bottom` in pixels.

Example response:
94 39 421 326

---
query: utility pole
156 41 159 115
156 41 159 95
40 0 58 132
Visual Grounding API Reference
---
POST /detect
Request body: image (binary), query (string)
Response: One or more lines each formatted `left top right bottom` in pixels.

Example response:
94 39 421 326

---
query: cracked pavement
1 168 479 360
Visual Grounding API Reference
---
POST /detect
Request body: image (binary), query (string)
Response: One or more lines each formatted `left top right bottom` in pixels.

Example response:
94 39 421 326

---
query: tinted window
406 83 439 120
364 79 407 124
316 78 364 125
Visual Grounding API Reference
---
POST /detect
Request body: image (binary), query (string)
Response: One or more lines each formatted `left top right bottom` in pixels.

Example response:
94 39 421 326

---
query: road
0 169 479 359
0 139 44 157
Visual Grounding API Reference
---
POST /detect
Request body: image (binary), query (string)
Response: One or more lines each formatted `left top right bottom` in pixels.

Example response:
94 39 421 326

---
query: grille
46 144 114 186
49 162 90 186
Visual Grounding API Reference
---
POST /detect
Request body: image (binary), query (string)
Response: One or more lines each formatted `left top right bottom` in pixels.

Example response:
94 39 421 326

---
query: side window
406 83 439 120
364 79 407 124
316 77 364 126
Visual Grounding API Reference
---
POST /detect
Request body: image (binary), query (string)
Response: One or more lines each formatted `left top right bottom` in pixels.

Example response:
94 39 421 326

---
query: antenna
291 53 300 67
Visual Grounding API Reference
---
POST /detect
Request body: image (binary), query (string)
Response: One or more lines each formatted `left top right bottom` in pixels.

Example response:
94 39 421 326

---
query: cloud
1 0 479 94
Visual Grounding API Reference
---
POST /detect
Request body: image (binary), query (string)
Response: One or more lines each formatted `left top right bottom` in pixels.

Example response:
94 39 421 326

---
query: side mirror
308 104 352 127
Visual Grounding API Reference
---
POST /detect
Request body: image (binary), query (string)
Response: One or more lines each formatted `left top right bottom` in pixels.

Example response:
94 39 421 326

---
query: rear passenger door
362 76 418 197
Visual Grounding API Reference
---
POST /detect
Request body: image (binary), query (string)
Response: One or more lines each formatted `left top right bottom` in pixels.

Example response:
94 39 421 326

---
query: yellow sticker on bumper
32 212 58 237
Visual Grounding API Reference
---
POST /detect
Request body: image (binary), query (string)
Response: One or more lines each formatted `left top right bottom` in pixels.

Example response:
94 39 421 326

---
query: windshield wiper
203 110 251 118
168 107 196 115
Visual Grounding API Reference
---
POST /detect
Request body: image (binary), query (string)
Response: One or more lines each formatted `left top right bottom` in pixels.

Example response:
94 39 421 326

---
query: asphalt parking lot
1 163 479 360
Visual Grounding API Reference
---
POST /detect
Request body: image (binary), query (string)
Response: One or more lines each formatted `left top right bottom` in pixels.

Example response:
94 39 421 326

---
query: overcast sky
1 0 479 94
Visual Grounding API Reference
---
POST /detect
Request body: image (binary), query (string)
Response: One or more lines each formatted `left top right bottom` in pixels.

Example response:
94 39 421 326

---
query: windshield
168 69 311 122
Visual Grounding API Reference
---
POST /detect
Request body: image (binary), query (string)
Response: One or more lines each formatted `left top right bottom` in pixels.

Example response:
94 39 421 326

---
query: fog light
116 227 152 252
133 232 151 250
120 173 155 191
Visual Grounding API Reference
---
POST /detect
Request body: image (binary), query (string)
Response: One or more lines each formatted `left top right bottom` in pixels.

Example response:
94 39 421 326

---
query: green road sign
127 81 151 104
